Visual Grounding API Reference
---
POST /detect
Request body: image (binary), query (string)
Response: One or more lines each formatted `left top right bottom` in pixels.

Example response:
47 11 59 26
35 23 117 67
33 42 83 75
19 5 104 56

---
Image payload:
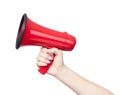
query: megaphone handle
38 55 54 74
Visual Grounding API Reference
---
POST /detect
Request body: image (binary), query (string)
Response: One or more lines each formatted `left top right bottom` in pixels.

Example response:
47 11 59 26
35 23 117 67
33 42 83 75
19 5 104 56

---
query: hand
36 47 64 76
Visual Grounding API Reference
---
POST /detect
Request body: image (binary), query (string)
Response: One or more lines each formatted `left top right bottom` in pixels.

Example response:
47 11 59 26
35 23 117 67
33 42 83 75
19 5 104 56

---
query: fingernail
43 63 47 66
46 60 51 63
48 56 53 60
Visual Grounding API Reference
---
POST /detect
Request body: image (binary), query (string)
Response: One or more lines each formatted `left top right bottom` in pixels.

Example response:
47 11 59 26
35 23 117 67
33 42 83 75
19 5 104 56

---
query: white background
0 0 120 95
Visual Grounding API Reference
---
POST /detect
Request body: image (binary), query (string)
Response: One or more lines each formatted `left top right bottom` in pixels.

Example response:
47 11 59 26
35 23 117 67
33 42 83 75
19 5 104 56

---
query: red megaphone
16 13 76 74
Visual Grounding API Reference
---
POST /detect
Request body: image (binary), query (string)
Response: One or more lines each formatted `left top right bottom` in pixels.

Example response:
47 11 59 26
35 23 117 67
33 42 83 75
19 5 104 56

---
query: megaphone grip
38 55 54 74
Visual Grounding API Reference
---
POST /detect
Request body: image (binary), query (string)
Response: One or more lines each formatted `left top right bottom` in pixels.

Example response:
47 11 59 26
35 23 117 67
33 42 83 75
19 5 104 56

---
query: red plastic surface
18 15 76 74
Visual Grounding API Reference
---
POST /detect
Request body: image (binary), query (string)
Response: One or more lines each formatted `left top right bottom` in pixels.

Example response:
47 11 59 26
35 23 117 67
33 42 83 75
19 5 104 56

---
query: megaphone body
16 14 76 74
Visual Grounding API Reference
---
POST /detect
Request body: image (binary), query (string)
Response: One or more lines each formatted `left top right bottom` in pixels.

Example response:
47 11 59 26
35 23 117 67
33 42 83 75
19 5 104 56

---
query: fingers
36 56 50 66
36 47 63 67
36 48 53 66
47 48 63 56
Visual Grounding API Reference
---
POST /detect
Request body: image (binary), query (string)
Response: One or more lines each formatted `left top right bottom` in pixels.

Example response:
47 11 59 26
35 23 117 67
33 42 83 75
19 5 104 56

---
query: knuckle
36 62 40 66
41 48 48 53
36 56 40 60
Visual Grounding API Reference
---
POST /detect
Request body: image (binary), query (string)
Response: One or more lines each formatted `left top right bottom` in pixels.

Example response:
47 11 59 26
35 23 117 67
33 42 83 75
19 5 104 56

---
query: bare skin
36 47 113 95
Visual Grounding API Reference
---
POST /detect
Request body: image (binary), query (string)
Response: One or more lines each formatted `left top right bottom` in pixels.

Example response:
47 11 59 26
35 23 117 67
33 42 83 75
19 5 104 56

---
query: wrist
52 65 65 77
54 65 67 78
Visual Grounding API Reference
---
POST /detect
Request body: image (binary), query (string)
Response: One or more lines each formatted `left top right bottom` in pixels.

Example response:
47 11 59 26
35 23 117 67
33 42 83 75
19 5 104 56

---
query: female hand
36 47 64 76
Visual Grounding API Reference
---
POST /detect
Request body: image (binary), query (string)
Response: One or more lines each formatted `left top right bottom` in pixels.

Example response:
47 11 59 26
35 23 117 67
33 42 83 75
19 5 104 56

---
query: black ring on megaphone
16 13 27 49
